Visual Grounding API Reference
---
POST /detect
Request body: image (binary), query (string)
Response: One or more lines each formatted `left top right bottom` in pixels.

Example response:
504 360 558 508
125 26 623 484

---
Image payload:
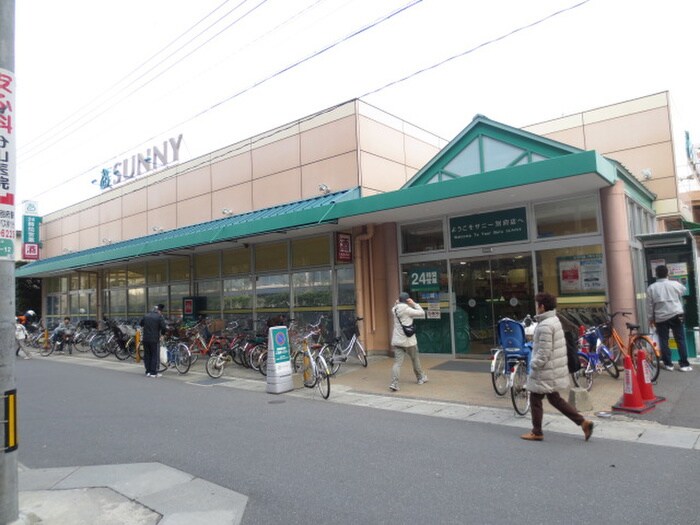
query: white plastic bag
651 327 660 350
160 345 168 365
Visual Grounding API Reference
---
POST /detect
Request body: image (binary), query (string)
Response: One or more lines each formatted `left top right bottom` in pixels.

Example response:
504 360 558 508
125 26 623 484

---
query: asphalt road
15 359 700 524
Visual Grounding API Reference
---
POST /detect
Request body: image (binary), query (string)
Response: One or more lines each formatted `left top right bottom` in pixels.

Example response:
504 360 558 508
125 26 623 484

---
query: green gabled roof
406 114 584 187
325 150 616 220
16 187 361 277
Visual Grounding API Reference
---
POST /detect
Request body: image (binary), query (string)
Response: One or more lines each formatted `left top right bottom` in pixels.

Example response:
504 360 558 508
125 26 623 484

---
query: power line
24 0 421 201
18 0 255 160
361 0 592 98
24 0 590 204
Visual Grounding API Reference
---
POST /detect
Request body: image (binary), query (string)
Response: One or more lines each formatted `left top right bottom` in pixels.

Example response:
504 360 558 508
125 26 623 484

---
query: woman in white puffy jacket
521 292 593 442
389 292 428 392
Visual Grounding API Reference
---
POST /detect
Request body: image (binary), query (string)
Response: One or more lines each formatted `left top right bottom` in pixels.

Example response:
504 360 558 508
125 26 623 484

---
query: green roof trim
325 150 615 220
16 187 361 277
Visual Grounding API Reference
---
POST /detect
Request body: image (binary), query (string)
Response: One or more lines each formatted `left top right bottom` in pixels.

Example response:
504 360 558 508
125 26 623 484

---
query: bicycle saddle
625 322 640 331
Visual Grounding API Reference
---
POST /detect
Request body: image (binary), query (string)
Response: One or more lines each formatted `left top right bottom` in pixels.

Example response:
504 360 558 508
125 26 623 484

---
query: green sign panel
270 326 290 364
450 207 527 248
0 239 13 258
23 215 42 244
409 267 440 292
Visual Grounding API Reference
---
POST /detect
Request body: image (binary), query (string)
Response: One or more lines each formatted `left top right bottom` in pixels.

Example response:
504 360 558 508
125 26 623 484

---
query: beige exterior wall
524 92 682 224
38 100 444 259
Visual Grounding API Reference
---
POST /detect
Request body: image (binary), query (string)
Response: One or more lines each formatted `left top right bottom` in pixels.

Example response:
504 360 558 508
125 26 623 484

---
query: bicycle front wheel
354 340 368 367
491 350 508 396
632 336 660 383
599 346 620 379
315 355 331 399
40 342 54 357
174 343 192 374
510 362 529 415
571 354 593 391
324 344 341 376
90 336 111 358
206 352 225 379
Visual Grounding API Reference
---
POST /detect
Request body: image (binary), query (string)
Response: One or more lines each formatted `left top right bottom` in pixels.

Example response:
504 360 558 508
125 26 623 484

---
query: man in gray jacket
521 292 594 442
389 292 428 391
647 264 692 372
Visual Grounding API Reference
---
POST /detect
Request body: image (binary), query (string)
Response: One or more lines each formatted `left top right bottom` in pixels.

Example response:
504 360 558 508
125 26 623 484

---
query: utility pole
0 0 18 522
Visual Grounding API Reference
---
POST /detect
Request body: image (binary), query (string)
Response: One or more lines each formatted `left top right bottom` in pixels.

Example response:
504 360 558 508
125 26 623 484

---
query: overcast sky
13 0 700 216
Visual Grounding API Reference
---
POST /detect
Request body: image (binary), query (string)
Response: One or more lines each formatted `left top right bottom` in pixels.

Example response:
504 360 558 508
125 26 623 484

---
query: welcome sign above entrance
450 207 527 248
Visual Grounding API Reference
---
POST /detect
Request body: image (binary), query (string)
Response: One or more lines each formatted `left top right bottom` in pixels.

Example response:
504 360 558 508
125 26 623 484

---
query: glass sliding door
451 253 533 355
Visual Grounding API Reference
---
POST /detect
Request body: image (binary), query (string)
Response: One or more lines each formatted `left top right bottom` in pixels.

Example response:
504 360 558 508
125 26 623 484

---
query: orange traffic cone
612 355 655 414
635 349 666 405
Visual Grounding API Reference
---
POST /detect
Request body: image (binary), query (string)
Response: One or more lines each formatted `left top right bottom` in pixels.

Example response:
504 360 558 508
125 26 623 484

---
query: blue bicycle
490 317 532 415
571 325 619 391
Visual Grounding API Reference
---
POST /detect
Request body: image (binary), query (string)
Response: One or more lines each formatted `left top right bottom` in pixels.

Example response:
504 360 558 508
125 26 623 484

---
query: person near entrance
390 292 428 392
140 304 167 377
647 264 692 372
521 292 594 442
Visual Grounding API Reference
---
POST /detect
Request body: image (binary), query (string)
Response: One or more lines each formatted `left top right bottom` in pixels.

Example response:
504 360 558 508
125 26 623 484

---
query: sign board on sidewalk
266 326 294 394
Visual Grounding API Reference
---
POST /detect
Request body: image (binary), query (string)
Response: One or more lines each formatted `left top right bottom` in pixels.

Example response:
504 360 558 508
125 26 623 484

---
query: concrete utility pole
0 0 18 522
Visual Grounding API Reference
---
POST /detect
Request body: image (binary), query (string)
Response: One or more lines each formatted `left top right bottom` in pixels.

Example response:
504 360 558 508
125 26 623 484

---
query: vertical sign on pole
266 326 294 394
0 68 15 260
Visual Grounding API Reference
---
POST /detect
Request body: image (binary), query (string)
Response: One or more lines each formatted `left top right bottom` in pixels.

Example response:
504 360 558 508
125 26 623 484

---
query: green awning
16 187 361 277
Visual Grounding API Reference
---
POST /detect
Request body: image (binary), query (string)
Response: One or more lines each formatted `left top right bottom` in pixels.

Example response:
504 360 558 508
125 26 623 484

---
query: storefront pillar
601 180 638 332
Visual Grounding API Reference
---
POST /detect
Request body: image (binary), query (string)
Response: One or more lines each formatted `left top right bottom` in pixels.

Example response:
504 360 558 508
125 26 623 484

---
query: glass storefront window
195 253 219 280
148 286 169 314
108 289 127 318
128 287 146 318
46 278 60 293
148 261 168 283
255 242 288 272
128 265 146 286
106 269 127 288
293 270 332 336
222 247 251 276
70 274 80 291
170 258 190 281
401 220 444 253
535 195 598 238
291 236 330 268
336 266 355 306
223 277 253 314
255 274 289 313
79 273 97 290
536 245 606 330
197 280 221 314
170 283 190 321
59 277 69 293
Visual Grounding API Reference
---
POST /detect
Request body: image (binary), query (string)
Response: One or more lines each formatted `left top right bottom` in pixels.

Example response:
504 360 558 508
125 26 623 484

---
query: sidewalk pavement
12 351 700 524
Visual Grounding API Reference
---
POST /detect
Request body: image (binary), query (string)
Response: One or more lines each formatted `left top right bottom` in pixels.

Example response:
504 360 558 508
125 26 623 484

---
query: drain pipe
354 224 376 333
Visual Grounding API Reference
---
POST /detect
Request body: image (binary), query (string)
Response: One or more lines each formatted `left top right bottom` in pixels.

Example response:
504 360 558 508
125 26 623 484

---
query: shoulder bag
395 308 416 337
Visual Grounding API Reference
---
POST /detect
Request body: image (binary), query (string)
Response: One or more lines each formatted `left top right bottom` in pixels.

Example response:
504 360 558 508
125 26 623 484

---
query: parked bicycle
322 317 367 375
157 337 192 375
294 329 331 399
570 324 620 391
601 310 660 382
490 317 532 415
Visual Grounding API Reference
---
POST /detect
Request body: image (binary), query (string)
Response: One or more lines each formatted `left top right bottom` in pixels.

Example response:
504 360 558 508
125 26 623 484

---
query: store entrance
452 253 533 355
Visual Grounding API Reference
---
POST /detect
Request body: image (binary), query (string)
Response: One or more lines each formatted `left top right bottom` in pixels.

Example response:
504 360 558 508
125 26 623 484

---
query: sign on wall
0 69 16 260
450 207 527 248
558 254 605 295
408 267 440 292
336 232 352 263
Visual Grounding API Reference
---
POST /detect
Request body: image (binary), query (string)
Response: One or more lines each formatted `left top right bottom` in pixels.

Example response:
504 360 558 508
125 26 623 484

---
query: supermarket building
17 92 698 357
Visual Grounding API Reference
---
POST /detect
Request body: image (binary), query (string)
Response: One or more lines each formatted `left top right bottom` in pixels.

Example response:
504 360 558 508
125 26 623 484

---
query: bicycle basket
118 324 136 337
341 323 358 341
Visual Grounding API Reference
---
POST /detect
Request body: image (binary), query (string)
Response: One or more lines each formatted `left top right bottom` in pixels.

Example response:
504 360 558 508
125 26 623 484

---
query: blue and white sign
266 326 294 394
